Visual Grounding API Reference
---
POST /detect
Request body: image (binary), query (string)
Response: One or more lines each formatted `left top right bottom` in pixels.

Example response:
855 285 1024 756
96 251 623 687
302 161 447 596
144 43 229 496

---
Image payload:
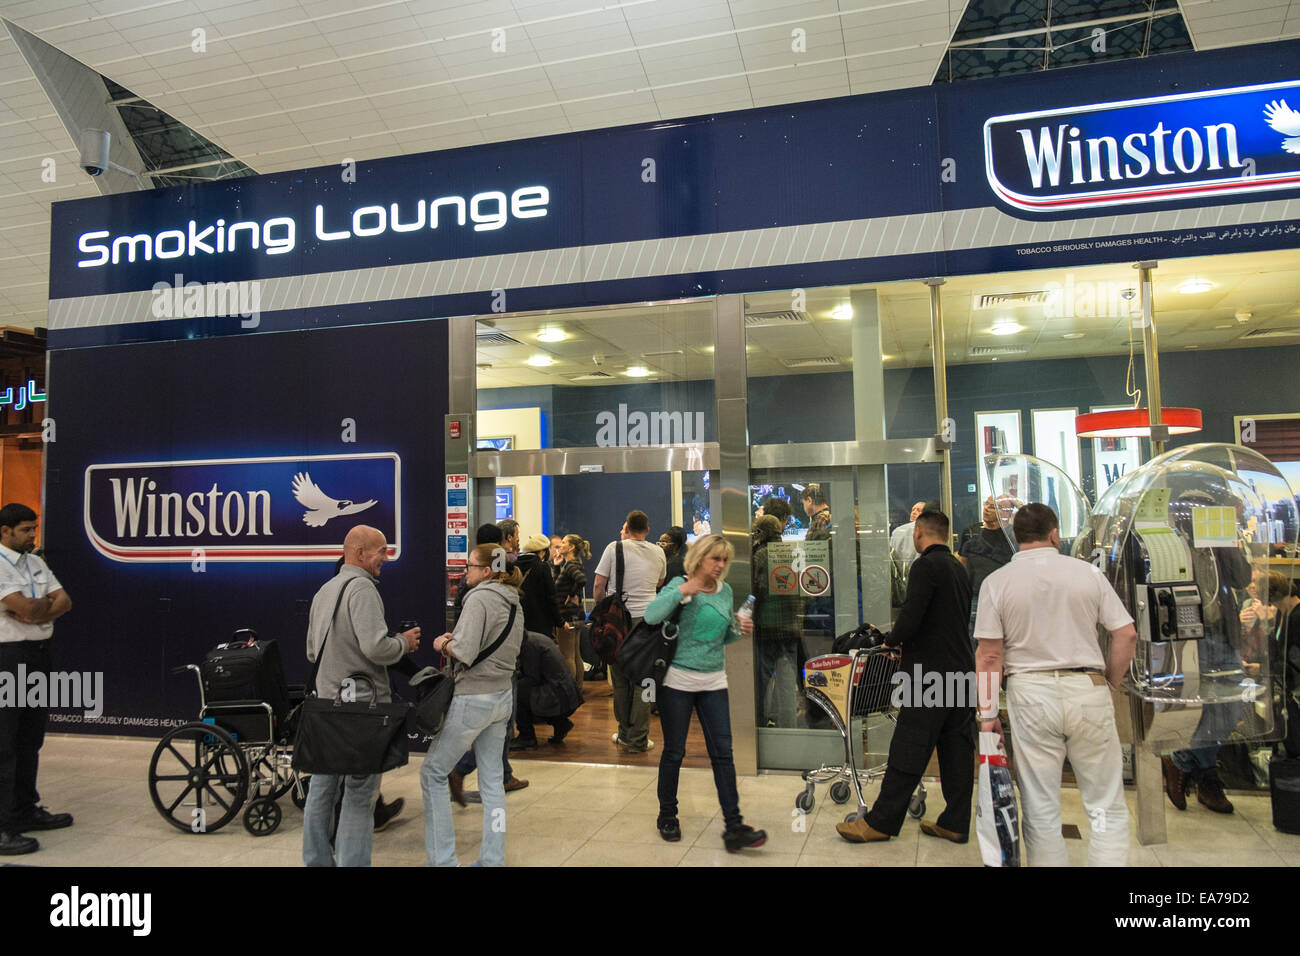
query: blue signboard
984 79 1300 212
84 453 400 562
495 486 514 522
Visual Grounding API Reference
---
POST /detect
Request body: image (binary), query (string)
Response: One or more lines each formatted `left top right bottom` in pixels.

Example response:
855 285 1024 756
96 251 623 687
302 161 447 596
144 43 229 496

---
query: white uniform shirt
0 544 62 643
594 538 666 619
973 546 1132 674
890 522 918 568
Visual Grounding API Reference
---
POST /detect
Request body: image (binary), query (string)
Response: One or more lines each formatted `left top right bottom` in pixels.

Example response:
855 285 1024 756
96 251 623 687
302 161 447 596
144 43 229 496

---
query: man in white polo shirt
0 503 73 856
593 509 666 753
974 503 1137 867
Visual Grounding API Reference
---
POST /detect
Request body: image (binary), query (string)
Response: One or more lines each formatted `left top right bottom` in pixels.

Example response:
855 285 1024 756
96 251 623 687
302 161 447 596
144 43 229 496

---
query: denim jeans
756 640 799 728
1171 634 1243 780
454 675 516 778
422 687 514 866
657 684 743 829
1007 672 1128 867
302 772 379 867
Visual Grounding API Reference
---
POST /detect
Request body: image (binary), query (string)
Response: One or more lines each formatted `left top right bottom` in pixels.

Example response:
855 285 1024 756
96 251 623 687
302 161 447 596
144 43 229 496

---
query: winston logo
985 79 1300 213
85 453 400 562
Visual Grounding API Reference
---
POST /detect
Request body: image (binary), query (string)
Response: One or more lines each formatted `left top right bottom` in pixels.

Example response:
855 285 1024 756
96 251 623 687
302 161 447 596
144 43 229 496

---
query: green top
643 576 744 673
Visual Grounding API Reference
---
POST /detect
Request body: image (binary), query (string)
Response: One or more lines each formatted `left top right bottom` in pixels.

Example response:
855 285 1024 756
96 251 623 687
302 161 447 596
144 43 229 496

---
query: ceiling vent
569 370 616 381
973 292 1053 310
475 330 523 346
746 311 812 328
1243 327 1300 339
969 345 1030 356
779 356 841 368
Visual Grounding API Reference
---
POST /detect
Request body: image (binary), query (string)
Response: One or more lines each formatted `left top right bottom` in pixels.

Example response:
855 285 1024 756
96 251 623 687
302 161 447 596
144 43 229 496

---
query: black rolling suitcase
200 630 290 735
1269 755 1300 834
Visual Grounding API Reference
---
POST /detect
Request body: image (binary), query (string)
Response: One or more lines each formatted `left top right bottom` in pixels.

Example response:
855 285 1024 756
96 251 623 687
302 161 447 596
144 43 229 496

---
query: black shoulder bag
412 599 518 736
589 542 632 664
292 578 413 775
617 597 685 691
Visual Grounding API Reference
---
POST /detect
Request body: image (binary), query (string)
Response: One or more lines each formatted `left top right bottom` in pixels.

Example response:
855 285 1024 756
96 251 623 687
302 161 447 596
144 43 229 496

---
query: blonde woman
642 534 767 852
422 543 524 866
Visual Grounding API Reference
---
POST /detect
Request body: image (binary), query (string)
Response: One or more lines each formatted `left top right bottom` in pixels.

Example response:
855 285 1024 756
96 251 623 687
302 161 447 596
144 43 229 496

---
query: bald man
302 525 420 867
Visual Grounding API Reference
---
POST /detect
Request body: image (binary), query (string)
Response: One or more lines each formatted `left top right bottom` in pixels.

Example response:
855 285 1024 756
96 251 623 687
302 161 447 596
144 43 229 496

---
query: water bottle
737 594 756 622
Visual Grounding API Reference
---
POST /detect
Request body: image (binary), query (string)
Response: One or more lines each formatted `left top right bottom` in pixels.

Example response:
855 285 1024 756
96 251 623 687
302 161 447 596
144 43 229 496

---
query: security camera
78 129 111 177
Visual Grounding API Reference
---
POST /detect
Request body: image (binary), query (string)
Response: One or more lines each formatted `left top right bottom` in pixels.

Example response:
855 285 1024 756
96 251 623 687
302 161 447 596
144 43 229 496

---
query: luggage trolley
146 631 307 837
795 647 927 821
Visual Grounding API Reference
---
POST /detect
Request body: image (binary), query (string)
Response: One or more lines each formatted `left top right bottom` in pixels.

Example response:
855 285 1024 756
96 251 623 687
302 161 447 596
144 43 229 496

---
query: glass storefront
460 245 1300 782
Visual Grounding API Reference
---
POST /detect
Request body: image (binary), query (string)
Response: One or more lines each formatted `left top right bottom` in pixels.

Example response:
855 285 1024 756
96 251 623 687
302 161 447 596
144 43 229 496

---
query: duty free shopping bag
975 730 1020 867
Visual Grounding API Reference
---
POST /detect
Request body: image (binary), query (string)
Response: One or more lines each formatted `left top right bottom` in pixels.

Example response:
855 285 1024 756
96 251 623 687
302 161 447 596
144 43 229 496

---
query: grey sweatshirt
306 564 406 703
449 581 523 696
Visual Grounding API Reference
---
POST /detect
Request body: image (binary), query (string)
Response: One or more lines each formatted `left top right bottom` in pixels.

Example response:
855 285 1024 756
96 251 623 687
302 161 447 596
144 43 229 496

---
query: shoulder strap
307 576 357 695
458 594 518 672
615 541 625 599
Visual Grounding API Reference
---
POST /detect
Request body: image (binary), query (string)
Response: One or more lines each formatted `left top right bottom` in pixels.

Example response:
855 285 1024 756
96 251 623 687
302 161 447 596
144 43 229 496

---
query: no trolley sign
766 541 832 598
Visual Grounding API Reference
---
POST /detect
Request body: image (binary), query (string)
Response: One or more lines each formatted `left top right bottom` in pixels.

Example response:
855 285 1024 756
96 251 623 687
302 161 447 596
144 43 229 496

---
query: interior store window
473 299 716 584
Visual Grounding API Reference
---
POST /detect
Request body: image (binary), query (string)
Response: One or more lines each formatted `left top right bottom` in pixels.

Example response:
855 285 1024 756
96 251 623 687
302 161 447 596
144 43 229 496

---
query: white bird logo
1263 99 1300 155
291 472 378 527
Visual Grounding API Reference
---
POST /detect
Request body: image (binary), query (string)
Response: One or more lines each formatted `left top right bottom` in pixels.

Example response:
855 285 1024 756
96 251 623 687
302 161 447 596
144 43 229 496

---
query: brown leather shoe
448 770 467 808
1197 774 1234 814
1160 756 1187 811
836 817 890 843
504 776 530 793
920 820 968 844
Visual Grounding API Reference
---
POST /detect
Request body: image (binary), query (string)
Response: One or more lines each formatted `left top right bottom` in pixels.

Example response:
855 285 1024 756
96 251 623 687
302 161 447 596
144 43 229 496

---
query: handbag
413 600 518 736
292 579 412 775
616 600 684 690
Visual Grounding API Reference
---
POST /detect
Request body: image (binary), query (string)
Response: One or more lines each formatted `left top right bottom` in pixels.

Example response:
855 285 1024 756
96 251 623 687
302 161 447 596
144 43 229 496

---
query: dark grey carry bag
412 601 517 736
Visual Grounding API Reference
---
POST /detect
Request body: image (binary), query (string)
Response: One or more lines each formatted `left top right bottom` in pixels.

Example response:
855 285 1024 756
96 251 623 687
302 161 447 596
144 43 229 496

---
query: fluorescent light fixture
536 326 567 342
1178 278 1213 295
625 365 651 377
1063 332 1085 339
990 321 1023 336
831 304 853 321
525 354 554 367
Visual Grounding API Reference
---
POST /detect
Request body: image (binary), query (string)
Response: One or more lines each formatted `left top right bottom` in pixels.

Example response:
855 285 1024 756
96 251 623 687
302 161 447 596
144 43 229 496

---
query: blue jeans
302 772 379 867
1172 634 1244 780
454 675 516 778
422 688 514 866
657 684 743 829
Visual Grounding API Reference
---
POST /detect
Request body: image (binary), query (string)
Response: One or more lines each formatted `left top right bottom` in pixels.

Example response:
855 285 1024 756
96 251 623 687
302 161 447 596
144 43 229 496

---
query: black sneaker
509 736 539 751
723 824 767 853
549 716 574 744
657 817 682 842
0 831 39 855
17 806 72 832
373 796 404 832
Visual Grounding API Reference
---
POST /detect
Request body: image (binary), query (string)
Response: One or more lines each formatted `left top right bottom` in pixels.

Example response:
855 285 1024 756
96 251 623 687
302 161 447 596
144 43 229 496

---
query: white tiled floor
16 734 1300 866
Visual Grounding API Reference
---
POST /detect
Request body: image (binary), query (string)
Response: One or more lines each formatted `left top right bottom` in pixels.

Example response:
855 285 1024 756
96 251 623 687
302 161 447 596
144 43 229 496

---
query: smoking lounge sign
984 79 1300 213
84 453 401 562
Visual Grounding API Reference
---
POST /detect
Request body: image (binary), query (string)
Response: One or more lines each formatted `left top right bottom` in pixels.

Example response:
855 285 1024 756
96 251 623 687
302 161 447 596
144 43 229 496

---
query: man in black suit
837 509 976 844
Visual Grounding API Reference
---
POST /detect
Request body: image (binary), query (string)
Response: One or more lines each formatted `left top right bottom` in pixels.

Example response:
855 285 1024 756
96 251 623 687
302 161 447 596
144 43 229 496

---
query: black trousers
866 703 975 837
0 640 51 831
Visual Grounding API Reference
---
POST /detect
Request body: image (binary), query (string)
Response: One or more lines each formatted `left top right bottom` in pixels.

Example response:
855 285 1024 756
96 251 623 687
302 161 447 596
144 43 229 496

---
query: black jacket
886 543 974 676
518 631 582 717
515 552 561 634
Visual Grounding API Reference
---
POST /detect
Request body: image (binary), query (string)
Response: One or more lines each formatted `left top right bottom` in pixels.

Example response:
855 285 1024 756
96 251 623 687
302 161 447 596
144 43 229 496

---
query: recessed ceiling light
1184 345 1199 350
625 365 651 377
536 325 567 343
1178 278 1214 295
525 354 554 367
831 304 853 321
1215 324 1232 329
991 357 999 361
990 321 1023 336
1063 332 1085 339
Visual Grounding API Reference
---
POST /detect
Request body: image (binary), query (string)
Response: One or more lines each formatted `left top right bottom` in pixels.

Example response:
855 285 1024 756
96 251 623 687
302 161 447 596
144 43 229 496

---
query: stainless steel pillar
851 288 891 630
926 278 954 529
715 294 757 776
1131 259 1167 847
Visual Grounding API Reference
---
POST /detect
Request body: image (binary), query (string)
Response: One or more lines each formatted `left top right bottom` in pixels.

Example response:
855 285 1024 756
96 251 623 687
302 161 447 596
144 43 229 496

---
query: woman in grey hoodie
421 543 525 866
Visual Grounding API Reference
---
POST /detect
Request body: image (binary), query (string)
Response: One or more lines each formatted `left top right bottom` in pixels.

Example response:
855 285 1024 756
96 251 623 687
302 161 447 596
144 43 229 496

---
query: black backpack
588 542 632 665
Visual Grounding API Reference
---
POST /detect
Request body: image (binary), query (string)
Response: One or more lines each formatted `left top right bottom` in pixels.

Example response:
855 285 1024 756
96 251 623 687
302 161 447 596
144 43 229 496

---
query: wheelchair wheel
148 721 249 834
829 780 852 804
243 797 282 836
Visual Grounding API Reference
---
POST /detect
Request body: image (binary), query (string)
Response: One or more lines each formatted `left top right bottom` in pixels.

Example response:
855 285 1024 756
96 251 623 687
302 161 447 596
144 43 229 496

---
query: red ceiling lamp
1076 407 1202 439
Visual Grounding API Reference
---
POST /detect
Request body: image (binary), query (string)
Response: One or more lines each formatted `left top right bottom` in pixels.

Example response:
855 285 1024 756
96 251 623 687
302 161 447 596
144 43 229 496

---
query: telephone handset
1138 582 1204 642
